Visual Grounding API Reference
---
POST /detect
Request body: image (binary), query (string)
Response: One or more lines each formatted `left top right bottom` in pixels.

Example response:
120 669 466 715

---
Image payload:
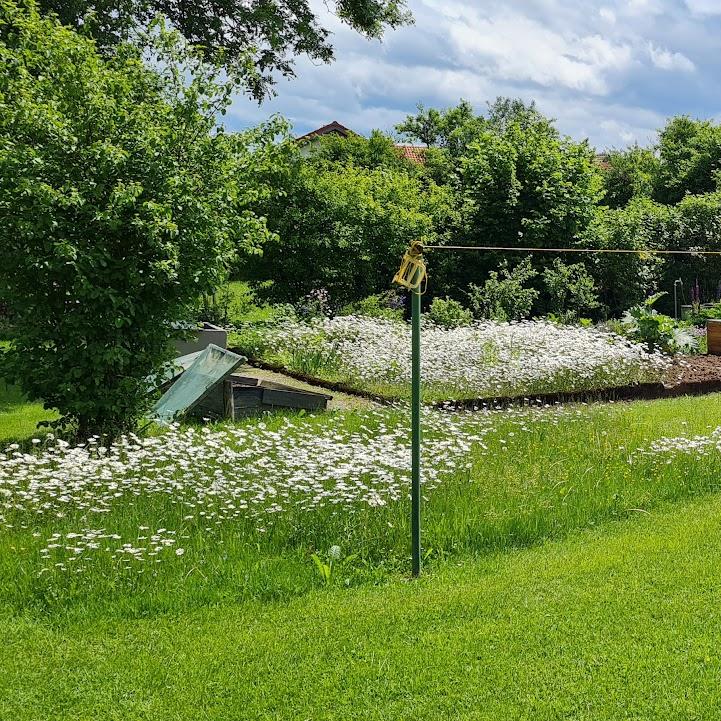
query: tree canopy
36 0 412 99
0 2 285 434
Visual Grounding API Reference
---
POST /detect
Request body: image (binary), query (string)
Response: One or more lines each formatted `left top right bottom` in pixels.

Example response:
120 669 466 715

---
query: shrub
467 257 539 321
620 293 699 354
340 291 405 321
428 297 473 328
0 6 282 436
543 259 600 322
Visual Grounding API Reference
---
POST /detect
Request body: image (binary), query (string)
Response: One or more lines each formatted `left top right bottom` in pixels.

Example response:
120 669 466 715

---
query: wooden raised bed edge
227 350 398 405
438 379 721 410
229 349 721 410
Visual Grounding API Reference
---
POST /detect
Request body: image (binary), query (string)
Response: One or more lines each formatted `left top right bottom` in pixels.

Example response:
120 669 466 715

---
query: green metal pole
411 286 422 577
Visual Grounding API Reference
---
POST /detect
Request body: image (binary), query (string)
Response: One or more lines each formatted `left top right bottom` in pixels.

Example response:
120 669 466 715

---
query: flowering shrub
234 316 671 399
428 297 473 329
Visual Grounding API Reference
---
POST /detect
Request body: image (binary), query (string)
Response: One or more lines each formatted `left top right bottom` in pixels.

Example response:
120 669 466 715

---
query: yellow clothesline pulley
393 241 427 291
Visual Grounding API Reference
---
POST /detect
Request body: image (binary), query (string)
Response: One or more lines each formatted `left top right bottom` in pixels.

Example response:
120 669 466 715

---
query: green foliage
468 257 539 321
654 116 721 204
427 297 473 328
542 259 600 322
35 0 412 100
620 293 699 354
583 199 670 317
340 291 405 320
395 99 484 157
586 192 721 317
601 145 659 208
459 116 603 250
684 300 721 326
0 4 283 435
245 153 453 307
308 129 417 172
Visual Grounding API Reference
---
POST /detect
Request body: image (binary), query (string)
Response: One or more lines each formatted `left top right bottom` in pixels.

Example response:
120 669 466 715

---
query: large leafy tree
432 104 603 299
601 145 658 209
36 0 412 99
654 116 721 204
0 2 286 435
245 143 453 306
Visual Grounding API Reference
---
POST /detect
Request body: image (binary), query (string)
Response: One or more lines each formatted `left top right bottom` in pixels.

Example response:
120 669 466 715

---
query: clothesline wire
421 244 721 256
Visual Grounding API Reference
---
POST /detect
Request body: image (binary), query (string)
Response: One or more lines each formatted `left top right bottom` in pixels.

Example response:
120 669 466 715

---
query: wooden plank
261 387 329 410
231 375 261 387
231 375 332 399
223 380 235 421
233 386 264 409
708 320 721 355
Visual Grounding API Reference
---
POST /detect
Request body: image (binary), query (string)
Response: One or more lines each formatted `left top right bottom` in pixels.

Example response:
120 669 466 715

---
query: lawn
5 389 721 717
0 379 57 445
4 490 721 719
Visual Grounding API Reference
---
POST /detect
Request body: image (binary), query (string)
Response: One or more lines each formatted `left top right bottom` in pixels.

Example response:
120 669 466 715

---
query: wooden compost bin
707 319 721 355
190 375 332 420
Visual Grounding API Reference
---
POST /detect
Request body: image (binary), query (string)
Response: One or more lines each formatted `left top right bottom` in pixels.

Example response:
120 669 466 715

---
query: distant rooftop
297 122 426 164
295 121 354 143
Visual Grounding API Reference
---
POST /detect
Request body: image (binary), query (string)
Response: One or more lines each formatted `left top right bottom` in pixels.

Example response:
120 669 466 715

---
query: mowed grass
0 380 57 445
3 393 721 619
5 491 721 719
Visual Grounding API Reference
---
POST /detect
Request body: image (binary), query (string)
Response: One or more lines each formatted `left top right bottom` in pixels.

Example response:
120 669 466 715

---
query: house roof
296 121 354 143
296 121 428 164
396 145 427 164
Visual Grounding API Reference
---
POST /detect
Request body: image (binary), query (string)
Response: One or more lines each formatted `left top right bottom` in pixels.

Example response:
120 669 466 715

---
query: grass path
4 491 721 720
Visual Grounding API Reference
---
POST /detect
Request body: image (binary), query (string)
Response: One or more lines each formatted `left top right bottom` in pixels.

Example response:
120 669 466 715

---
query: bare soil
663 354 721 387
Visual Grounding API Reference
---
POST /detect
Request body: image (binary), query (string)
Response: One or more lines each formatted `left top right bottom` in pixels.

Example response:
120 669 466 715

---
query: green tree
582 199 670 316
601 145 659 209
245 155 453 306
542 259 600 321
467 257 539 321
459 114 603 250
0 3 284 435
36 0 412 99
654 116 721 204
395 99 484 156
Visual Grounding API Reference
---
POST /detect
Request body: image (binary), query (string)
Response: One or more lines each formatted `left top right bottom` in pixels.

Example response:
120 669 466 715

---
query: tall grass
2 394 721 617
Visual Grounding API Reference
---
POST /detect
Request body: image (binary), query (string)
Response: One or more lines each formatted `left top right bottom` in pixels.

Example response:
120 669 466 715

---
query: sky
227 0 721 151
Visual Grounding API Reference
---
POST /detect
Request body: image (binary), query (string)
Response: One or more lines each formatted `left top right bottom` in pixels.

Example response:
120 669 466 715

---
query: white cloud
437 9 633 95
226 0 721 150
685 0 721 15
648 43 696 72
599 7 617 24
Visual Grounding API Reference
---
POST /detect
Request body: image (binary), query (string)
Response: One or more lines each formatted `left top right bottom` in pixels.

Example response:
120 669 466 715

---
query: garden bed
238 351 721 410
231 316 671 403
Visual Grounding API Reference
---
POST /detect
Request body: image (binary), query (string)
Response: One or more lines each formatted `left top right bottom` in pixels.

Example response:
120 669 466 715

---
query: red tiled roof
296 121 353 143
396 145 427 164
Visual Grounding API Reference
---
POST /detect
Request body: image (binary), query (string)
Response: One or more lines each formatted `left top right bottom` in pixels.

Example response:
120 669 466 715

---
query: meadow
3 393 721 617
232 315 671 400
5 393 721 717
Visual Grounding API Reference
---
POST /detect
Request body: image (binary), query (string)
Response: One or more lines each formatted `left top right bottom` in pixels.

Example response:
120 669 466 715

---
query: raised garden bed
236 352 721 411
174 322 228 356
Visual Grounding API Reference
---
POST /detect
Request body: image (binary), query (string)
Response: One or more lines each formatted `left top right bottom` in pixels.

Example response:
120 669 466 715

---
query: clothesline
421 244 721 256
